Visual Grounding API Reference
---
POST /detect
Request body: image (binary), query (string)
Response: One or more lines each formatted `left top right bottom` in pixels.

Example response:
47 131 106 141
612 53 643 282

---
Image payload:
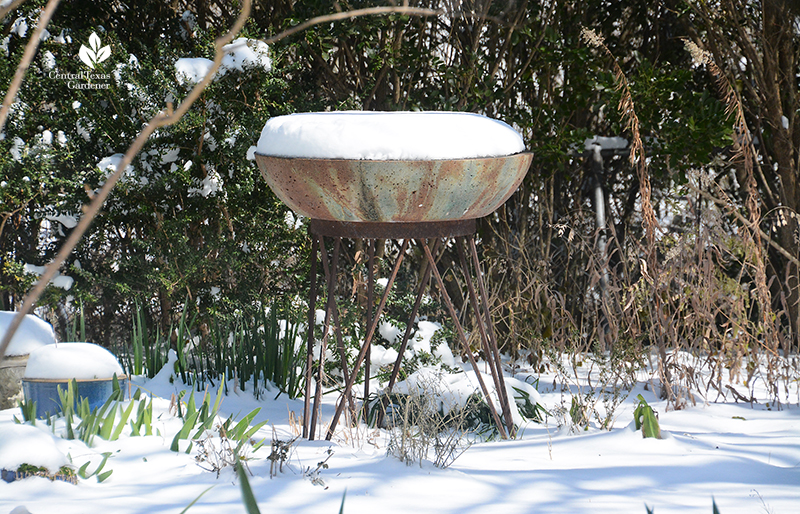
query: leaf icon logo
78 32 111 69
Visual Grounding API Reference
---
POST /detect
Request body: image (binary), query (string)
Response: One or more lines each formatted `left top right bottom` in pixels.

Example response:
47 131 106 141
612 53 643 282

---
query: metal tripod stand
302 218 515 441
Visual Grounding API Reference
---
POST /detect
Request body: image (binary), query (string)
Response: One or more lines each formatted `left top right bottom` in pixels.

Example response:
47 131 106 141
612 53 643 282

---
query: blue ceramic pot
22 376 127 418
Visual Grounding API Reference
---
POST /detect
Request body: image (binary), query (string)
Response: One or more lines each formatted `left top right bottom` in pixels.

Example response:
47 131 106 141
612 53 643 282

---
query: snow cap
256 111 526 160
0 311 56 357
24 342 124 380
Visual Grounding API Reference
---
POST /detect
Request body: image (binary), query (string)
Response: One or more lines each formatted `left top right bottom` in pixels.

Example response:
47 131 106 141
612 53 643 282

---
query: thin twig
684 181 800 269
261 6 443 46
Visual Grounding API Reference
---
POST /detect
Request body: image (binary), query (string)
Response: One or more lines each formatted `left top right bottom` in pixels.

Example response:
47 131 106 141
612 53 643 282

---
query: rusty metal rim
254 151 532 163
308 218 476 239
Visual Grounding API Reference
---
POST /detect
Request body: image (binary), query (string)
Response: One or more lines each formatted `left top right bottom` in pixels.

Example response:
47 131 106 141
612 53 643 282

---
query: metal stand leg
318 239 357 422
303 235 319 439
309 237 341 440
469 237 515 436
364 240 375 407
456 236 515 437
302 219 512 441
422 240 509 439
325 240 409 440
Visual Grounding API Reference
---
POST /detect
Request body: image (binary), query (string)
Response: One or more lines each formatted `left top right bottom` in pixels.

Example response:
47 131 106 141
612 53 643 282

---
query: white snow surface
0 354 797 514
256 111 526 160
44 213 78 229
0 312 55 357
22 264 73 291
221 38 271 73
23 342 124 380
174 57 214 85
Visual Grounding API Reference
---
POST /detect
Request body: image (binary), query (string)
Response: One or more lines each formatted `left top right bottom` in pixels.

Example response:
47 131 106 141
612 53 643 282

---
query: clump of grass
52 376 153 446
123 302 306 401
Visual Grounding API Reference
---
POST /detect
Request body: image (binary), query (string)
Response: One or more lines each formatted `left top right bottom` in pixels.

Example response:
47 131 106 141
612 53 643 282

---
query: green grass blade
229 408 261 440
186 390 197 420
111 401 136 440
235 460 261 514
77 461 91 479
98 403 118 440
178 485 216 514
144 400 153 435
171 410 200 452
239 420 269 443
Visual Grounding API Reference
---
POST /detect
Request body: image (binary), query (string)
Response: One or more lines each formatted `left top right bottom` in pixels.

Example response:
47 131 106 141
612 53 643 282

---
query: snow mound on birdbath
24 342 124 380
0 311 56 357
0 424 69 472
256 111 526 160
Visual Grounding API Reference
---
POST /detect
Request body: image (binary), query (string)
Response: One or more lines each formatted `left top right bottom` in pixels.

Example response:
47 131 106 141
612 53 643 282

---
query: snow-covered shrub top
0 311 56 357
175 37 271 85
24 342 124 380
0 424 68 472
256 111 526 160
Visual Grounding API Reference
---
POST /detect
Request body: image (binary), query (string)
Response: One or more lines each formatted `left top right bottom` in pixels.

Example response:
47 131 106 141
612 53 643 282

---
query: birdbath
254 111 532 440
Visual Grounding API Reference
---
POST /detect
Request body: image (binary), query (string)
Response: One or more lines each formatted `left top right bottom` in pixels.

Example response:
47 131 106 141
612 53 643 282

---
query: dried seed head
683 39 710 66
581 27 605 48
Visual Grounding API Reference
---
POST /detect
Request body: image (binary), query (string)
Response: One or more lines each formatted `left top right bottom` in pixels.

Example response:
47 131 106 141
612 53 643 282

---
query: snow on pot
0 311 56 410
254 111 532 222
22 342 126 418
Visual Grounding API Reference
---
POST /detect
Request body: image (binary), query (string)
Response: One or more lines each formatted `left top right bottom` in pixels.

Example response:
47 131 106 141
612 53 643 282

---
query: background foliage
2 0 798 408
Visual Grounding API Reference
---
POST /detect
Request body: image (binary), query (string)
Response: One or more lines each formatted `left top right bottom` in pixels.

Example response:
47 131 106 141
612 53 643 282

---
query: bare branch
0 0 27 22
0 0 61 133
684 181 800 269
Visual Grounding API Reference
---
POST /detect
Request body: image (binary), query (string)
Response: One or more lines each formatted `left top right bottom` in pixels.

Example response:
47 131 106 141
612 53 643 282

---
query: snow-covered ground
1 353 798 514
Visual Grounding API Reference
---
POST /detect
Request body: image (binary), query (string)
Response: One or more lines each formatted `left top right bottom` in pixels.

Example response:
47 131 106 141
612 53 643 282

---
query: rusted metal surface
255 152 532 223
309 219 475 239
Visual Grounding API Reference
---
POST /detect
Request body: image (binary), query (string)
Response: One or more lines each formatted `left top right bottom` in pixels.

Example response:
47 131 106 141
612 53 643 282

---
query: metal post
422 242 508 439
325 239 409 440
468 237 515 436
457 237 515 437
364 239 375 406
318 238 357 420
303 234 319 439
309 237 340 440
